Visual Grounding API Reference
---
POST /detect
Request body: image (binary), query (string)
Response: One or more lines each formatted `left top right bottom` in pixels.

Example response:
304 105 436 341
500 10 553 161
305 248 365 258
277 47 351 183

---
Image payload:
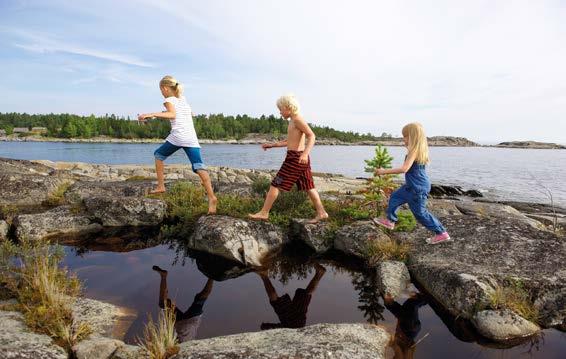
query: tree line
0 112 384 142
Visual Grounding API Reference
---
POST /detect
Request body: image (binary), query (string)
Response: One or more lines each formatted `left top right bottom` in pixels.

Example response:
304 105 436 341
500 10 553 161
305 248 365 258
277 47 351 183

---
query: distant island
0 112 562 148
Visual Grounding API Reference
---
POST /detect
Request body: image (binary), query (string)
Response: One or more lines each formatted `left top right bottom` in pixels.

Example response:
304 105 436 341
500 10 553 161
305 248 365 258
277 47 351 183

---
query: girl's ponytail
159 75 184 97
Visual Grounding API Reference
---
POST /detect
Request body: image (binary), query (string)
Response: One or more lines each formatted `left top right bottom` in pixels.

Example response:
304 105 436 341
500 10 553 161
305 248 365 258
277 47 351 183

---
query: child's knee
154 149 168 161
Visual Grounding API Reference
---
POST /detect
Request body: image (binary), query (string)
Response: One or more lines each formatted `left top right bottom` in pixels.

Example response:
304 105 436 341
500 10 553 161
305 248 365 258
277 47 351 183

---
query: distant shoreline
0 135 564 149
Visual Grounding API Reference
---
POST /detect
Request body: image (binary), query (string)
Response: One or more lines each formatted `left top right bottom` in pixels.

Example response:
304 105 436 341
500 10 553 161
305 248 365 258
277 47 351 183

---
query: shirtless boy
249 94 328 223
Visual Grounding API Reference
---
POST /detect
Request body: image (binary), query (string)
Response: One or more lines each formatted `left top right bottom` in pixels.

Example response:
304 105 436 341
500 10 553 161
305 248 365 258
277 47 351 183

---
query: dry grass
365 237 410 265
139 307 179 359
0 239 91 352
488 281 540 323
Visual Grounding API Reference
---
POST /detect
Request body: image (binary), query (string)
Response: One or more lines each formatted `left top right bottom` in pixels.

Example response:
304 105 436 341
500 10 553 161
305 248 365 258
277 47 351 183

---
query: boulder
72 297 135 339
83 196 167 227
472 310 540 341
375 261 410 298
65 180 154 203
73 338 124 359
334 221 390 258
175 323 390 359
0 220 9 241
454 201 542 229
14 206 102 241
189 215 287 267
428 199 463 218
289 219 334 253
406 214 566 332
0 310 67 359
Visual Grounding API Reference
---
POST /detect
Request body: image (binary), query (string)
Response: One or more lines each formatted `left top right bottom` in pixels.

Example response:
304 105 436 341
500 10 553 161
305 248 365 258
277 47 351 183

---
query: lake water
60 242 566 358
1 141 565 207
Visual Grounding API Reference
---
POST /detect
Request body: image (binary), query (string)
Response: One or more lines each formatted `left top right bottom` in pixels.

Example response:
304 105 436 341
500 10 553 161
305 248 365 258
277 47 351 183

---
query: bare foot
248 212 269 221
208 197 218 215
148 187 166 195
314 263 327 275
307 212 329 224
152 265 168 276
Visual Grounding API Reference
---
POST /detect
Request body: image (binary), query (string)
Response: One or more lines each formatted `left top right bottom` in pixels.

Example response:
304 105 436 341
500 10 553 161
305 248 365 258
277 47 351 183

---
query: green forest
0 112 385 142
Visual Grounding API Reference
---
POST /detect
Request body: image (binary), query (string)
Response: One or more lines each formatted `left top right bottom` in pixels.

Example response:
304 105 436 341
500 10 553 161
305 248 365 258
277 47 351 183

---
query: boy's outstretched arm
262 139 288 150
293 117 315 164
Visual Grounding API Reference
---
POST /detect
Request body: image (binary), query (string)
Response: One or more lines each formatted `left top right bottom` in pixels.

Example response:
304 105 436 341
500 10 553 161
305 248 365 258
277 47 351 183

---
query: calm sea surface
1 141 565 206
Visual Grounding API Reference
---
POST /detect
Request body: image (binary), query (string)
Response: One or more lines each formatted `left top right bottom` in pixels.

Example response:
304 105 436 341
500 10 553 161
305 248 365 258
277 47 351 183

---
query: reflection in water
384 293 427 359
258 264 326 330
153 265 214 343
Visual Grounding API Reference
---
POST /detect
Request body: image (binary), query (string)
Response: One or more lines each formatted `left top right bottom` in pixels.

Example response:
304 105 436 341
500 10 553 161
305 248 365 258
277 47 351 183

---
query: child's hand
375 168 386 175
261 143 272 151
299 153 309 164
137 114 147 122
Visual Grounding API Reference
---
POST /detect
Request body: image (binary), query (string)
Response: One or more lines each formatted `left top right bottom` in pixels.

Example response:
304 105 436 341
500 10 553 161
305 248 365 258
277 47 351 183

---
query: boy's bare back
286 115 310 151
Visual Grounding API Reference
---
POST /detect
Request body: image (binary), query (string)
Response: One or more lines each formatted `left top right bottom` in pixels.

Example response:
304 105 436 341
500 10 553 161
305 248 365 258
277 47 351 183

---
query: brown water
61 241 566 358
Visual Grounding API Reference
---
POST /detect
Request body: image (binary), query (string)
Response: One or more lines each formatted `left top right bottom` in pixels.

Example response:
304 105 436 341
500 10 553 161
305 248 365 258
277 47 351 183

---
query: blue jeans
386 185 446 234
154 141 206 173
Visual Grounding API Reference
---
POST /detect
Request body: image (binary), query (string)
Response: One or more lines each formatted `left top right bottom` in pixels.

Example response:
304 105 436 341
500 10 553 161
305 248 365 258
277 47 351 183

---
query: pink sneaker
426 232 452 245
373 217 395 230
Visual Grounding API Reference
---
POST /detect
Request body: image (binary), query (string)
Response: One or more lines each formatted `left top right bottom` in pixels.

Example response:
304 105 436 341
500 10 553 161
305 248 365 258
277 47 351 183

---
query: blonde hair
276 94 300 116
159 75 184 97
402 122 430 164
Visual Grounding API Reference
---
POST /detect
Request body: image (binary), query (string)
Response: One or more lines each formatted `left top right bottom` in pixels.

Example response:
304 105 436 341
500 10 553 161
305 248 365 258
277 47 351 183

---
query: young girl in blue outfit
138 75 217 214
374 123 451 244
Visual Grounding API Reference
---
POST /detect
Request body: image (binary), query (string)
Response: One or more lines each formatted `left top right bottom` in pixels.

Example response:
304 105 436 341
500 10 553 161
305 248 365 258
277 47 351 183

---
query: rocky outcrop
375 261 410 298
334 221 390 258
72 338 124 359
0 310 67 359
175 323 390 359
453 201 543 229
189 215 287 267
406 214 565 331
72 297 135 339
472 310 540 341
289 219 334 253
430 184 483 198
14 206 102 241
0 157 73 207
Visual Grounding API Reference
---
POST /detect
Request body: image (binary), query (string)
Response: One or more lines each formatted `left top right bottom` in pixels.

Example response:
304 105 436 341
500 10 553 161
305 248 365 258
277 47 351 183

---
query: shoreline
1 136 564 149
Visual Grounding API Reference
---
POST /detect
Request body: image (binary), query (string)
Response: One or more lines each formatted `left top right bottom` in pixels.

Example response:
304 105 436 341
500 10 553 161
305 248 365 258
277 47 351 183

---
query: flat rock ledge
175 323 390 359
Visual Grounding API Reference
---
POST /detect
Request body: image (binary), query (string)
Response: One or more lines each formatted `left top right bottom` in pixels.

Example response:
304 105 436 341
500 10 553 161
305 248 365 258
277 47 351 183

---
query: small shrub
43 182 72 207
394 210 417 232
363 145 398 215
488 280 539 323
365 237 410 265
139 307 179 359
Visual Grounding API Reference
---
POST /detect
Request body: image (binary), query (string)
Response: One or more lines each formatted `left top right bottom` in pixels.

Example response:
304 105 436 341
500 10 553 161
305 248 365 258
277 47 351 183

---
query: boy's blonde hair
160 75 184 98
402 122 430 164
276 94 300 116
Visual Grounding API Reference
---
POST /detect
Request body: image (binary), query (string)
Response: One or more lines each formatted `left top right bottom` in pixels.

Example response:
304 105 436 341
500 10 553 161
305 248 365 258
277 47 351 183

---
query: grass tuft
488 280 539 323
43 182 72 207
365 237 410 265
139 307 179 359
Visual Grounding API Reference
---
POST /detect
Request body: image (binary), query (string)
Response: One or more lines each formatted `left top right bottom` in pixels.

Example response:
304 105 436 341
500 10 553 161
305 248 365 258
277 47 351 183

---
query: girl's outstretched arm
138 102 176 121
375 151 417 175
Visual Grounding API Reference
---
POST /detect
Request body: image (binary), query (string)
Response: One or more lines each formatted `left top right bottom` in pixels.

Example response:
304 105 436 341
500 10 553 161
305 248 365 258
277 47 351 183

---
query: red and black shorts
271 150 315 192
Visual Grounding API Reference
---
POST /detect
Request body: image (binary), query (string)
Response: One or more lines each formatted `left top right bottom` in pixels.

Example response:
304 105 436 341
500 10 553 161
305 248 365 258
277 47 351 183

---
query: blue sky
1 0 565 143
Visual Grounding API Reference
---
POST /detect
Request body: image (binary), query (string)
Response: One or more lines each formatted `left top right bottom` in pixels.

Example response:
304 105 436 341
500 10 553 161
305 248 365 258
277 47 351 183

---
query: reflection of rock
289 219 334 253
14 206 102 241
375 261 410 298
83 196 166 227
472 310 540 341
406 214 566 335
334 221 390 258
0 310 67 359
189 215 287 267
175 323 390 359
191 249 253 281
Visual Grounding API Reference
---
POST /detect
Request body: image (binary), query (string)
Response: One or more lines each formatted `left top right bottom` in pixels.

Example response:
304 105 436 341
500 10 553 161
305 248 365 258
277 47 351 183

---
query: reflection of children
152 265 213 342
384 293 427 359
374 123 451 244
257 264 326 329
138 75 217 214
248 94 328 224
